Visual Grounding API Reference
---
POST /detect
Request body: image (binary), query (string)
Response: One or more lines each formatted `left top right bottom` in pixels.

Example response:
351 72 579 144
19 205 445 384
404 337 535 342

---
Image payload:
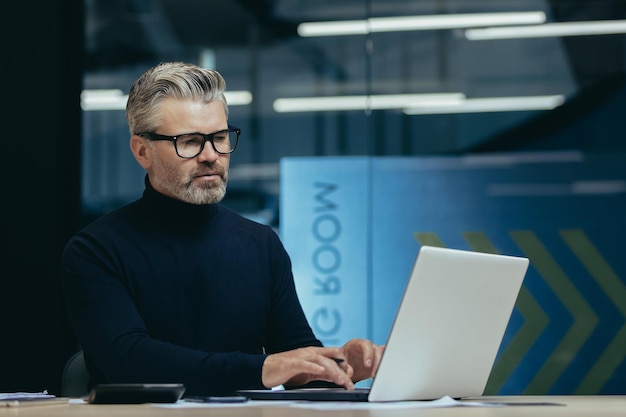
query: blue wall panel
280 152 626 394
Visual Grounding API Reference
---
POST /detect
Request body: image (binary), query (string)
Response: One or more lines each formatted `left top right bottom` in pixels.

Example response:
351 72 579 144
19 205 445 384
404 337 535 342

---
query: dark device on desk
87 383 185 404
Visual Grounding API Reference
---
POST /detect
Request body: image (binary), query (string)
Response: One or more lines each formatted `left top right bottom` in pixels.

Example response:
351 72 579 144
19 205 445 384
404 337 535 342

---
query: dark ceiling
82 0 626 154
85 0 626 78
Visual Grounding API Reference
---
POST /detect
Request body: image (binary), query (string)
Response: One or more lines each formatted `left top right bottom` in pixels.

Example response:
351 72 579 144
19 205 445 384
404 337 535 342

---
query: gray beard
150 171 228 205
180 177 227 205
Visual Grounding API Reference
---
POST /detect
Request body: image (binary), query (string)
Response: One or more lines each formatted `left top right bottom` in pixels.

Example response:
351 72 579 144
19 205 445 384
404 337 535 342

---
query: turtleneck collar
138 174 219 227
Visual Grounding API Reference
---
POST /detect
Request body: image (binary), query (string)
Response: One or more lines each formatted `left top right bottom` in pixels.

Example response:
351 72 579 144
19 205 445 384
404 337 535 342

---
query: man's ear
130 134 152 170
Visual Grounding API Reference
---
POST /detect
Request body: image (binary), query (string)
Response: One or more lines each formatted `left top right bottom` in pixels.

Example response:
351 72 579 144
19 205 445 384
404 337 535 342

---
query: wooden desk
1 396 624 416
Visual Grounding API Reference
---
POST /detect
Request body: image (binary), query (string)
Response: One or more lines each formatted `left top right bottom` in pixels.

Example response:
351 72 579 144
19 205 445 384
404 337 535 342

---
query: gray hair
126 61 228 135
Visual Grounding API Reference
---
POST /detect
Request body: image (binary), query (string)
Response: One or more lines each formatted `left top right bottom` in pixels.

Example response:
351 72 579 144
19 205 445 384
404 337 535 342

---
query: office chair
61 350 90 397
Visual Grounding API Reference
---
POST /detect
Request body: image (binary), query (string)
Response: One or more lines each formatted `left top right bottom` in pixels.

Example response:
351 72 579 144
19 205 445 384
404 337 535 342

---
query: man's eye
180 136 203 146
213 133 228 142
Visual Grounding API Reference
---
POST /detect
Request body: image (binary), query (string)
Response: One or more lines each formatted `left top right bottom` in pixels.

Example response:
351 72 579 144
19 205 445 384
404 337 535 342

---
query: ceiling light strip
403 95 565 115
298 12 546 37
81 89 252 111
273 93 466 113
466 19 626 40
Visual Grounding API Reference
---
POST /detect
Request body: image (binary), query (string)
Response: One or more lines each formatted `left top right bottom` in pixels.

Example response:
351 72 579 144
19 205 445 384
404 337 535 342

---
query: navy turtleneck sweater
61 176 321 395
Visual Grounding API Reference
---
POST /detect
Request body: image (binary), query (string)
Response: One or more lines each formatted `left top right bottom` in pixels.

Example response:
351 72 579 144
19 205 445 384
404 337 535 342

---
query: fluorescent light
371 12 546 32
81 89 253 111
298 12 546 37
404 95 565 115
81 89 127 111
300 20 369 37
273 93 465 113
466 19 626 40
488 180 626 196
225 91 253 106
273 94 564 114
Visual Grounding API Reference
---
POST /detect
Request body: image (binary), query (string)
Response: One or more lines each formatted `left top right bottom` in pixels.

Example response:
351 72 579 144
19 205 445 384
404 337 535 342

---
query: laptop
238 245 529 402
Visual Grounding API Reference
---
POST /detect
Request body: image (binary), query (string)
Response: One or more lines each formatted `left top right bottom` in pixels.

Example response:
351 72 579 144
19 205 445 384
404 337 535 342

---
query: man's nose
197 141 219 162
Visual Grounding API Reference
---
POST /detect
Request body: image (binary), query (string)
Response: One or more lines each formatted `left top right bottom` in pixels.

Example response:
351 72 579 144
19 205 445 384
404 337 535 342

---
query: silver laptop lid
368 246 529 401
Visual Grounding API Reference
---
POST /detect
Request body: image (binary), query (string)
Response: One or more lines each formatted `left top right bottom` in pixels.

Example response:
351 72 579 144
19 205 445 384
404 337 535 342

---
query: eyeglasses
137 125 240 158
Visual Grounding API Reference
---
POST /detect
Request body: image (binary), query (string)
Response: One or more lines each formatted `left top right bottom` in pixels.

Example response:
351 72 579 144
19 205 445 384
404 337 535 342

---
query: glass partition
81 0 626 224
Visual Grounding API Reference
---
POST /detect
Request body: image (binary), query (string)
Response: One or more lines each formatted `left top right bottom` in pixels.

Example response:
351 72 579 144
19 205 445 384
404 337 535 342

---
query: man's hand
262 346 355 389
340 338 385 383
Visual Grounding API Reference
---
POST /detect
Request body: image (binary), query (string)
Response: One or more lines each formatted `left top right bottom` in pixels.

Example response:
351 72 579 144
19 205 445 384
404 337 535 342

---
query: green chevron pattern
511 231 598 393
560 229 626 394
412 229 625 394
413 232 445 248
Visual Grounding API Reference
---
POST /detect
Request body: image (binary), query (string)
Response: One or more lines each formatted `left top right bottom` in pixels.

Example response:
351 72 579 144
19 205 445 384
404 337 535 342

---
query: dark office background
1 0 625 394
1 0 83 393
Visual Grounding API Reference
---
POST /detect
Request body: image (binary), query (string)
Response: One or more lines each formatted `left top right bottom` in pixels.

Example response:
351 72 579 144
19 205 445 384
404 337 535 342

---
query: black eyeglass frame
136 125 240 158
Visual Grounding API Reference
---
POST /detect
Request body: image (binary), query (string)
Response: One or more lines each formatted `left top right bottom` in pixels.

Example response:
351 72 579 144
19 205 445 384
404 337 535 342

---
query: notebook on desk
238 245 529 402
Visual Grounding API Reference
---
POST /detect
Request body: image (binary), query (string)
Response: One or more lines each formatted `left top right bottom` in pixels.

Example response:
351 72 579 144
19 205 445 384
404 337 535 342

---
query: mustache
191 163 227 179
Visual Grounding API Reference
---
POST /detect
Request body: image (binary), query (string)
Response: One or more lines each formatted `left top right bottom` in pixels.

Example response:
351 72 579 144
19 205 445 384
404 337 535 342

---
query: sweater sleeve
264 228 323 353
61 232 267 396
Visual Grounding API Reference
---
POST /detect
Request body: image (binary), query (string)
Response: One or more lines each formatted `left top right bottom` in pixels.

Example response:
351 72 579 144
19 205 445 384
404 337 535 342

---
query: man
61 61 383 396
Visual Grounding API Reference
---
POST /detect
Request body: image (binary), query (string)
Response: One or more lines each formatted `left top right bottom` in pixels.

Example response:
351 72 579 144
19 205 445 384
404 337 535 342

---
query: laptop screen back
368 246 528 401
